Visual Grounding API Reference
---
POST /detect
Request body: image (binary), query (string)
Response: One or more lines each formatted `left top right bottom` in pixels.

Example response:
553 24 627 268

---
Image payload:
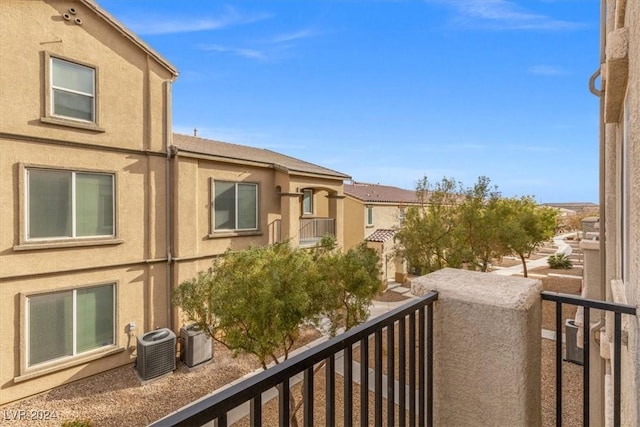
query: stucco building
0 0 178 404
344 182 426 283
591 0 640 424
0 1 349 405
170 133 349 311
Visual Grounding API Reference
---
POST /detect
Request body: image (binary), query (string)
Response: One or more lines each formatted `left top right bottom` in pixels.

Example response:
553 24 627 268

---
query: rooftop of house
344 182 425 204
172 133 350 180
541 202 599 213
365 229 396 243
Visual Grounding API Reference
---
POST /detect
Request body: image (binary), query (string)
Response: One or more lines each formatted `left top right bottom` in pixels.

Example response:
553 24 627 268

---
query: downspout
165 79 175 331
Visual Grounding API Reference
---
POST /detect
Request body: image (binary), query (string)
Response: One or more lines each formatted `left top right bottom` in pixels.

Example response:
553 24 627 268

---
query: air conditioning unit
136 328 176 380
180 324 213 367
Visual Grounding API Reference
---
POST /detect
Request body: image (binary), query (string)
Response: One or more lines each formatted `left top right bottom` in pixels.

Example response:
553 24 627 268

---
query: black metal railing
151 291 438 427
541 291 636 427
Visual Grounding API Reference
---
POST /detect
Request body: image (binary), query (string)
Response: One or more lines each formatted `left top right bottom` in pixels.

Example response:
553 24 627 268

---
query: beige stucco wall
602 1 640 424
343 197 408 250
171 154 346 330
0 0 174 405
412 269 542 426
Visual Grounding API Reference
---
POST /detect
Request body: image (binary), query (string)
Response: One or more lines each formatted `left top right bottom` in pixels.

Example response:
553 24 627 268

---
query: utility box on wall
180 324 213 367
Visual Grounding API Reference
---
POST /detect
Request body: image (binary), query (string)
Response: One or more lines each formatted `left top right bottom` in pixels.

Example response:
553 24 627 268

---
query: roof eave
79 0 179 77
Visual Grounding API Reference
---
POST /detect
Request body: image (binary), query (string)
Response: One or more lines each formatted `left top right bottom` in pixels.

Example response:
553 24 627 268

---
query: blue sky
98 0 600 203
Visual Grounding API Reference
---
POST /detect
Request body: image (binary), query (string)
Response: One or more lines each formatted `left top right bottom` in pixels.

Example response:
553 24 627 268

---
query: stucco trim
78 0 178 77
1 132 166 158
207 231 263 239
13 238 124 252
40 116 105 133
17 163 120 247
42 52 104 130
18 280 122 380
14 346 125 384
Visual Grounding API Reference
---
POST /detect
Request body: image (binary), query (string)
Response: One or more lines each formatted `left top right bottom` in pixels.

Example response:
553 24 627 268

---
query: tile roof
365 229 397 243
344 182 425 204
172 133 350 180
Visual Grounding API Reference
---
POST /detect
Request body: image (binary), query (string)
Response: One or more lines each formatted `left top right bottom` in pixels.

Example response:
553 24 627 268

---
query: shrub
548 253 573 269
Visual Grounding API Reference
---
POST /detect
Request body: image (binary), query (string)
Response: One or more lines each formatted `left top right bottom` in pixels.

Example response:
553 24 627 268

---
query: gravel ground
0 265 585 426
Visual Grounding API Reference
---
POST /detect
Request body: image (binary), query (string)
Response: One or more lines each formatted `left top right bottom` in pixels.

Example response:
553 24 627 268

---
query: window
366 206 374 226
27 284 115 367
213 181 258 231
302 189 314 215
50 57 95 122
398 207 406 225
26 169 114 240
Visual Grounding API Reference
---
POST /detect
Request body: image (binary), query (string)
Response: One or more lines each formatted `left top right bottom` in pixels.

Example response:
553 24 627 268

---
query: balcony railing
151 291 438 427
299 217 335 246
541 291 637 427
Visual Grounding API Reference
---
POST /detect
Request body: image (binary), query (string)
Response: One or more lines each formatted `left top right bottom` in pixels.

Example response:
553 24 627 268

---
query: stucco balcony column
412 268 542 426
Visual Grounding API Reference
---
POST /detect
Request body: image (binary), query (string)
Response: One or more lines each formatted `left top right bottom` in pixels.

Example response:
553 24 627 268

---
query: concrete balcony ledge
412 268 542 426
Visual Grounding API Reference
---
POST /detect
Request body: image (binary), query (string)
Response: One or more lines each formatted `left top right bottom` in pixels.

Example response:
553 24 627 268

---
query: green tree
172 242 314 369
497 197 558 277
395 176 558 277
172 240 382 426
311 239 384 335
456 177 510 272
395 176 462 274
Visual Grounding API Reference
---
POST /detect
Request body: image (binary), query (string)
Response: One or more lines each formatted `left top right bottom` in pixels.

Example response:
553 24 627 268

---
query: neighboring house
0 0 178 405
170 133 350 299
344 182 425 283
580 1 640 424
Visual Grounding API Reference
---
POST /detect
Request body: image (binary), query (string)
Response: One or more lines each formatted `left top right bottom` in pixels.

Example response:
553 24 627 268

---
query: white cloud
527 64 568 76
197 44 266 60
126 6 272 35
433 0 586 31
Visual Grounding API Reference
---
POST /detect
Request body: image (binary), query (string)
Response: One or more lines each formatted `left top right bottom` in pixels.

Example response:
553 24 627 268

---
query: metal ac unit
180 324 213 367
136 328 176 380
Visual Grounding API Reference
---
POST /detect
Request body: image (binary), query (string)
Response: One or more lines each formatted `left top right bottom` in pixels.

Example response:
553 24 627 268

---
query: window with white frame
302 189 314 215
27 283 115 367
398 207 406 225
26 169 114 240
366 206 374 226
50 57 95 122
213 181 258 231
621 92 630 283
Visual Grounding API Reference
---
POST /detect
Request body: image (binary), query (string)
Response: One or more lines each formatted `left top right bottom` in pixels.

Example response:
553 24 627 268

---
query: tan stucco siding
0 263 168 404
344 197 364 250
0 137 167 279
0 1 172 152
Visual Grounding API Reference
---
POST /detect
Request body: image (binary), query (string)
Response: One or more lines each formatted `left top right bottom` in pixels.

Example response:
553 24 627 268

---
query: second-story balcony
154 268 637 427
299 217 335 247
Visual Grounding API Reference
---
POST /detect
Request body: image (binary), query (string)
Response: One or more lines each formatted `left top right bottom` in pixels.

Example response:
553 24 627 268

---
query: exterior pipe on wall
165 79 175 332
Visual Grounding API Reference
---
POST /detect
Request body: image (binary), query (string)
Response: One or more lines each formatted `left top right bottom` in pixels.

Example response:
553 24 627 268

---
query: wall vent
180 324 213 367
136 328 176 380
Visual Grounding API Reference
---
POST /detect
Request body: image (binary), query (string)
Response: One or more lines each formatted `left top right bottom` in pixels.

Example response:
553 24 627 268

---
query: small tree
395 176 462 274
497 197 558 277
172 242 314 369
173 240 382 426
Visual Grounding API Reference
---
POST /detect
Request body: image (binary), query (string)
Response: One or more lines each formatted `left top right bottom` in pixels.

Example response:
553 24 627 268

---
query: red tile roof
365 229 397 243
344 182 425 204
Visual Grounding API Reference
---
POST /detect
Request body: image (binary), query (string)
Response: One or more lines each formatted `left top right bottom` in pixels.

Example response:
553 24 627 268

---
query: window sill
208 231 262 239
14 238 123 251
366 225 375 228
15 346 124 383
40 116 105 133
